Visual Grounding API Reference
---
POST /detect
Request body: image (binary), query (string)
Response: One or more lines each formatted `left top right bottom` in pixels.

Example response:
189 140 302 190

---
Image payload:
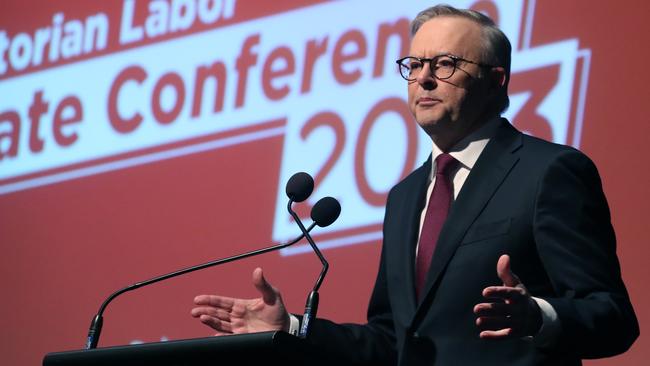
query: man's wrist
529 297 561 347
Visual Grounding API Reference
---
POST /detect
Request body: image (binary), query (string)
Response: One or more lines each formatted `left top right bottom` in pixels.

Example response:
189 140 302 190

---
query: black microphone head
311 197 341 227
286 172 314 202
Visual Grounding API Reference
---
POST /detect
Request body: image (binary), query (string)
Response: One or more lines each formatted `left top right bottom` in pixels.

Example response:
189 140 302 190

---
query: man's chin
416 118 449 135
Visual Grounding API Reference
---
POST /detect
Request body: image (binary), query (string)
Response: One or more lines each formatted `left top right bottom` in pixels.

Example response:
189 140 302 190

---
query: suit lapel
414 120 523 316
389 156 431 317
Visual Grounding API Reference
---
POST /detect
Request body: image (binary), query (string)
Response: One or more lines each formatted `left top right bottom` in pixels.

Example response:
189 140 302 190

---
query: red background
1 1 648 365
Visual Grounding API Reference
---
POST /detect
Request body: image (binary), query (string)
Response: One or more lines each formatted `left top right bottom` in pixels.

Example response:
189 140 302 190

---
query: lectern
43 331 333 366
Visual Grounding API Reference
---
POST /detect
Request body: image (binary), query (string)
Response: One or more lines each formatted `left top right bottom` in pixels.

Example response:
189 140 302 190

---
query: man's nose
416 63 437 88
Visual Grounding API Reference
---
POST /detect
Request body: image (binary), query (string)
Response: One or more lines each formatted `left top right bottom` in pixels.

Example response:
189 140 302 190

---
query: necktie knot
435 153 458 177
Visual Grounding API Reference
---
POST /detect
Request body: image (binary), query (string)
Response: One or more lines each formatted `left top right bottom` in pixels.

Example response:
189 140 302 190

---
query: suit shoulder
516 134 605 197
519 134 596 169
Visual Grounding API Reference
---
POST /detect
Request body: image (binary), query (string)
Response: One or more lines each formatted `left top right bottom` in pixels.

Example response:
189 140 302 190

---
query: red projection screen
1 1 648 365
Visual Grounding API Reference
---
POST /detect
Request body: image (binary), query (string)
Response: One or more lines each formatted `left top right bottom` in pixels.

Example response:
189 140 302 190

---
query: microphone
85 172 325 349
286 172 314 203
284 174 341 338
311 196 341 227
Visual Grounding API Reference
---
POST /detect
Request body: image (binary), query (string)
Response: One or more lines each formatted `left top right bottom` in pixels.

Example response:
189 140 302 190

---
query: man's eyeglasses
395 54 495 81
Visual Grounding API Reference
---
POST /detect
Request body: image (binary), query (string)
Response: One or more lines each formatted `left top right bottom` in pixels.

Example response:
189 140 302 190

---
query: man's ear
489 66 507 89
484 66 506 98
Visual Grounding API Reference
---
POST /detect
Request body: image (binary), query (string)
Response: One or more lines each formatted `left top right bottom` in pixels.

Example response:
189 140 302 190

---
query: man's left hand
473 254 542 339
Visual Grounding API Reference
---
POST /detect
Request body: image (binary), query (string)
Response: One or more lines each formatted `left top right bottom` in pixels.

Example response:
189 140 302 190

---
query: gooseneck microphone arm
85 224 316 350
286 198 333 339
287 200 329 292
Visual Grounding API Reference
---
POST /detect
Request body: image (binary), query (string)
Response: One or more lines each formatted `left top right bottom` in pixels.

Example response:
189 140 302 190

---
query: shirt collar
430 117 501 179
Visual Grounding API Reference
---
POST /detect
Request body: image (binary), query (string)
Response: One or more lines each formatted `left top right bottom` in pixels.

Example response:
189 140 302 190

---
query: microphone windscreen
311 197 341 227
286 172 314 202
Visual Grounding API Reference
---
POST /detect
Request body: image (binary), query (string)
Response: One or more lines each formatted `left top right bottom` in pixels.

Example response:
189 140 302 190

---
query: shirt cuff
529 296 562 347
288 314 300 336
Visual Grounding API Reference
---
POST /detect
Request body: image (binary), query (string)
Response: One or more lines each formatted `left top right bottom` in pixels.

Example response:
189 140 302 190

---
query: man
191 5 638 365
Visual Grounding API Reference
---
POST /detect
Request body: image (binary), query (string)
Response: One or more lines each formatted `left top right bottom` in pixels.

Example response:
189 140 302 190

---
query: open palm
191 268 290 335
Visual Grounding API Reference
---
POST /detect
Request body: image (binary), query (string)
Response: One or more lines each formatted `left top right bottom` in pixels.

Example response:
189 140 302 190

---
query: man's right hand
191 267 290 335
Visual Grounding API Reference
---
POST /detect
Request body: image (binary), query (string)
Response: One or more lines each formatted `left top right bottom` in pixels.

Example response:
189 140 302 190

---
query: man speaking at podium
190 4 638 365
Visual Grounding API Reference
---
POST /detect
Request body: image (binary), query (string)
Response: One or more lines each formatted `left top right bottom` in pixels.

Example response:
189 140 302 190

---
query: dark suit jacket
305 119 638 365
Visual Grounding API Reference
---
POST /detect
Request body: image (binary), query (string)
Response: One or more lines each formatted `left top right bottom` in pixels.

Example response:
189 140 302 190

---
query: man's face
407 17 497 145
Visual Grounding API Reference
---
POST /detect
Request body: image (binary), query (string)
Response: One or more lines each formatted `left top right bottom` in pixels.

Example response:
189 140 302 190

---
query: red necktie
415 153 458 299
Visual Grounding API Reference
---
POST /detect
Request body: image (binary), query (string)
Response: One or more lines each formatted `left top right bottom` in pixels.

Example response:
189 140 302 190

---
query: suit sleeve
533 149 639 358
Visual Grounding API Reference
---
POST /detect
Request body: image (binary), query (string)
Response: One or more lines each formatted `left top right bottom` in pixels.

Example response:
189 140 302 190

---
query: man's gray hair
411 4 512 114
